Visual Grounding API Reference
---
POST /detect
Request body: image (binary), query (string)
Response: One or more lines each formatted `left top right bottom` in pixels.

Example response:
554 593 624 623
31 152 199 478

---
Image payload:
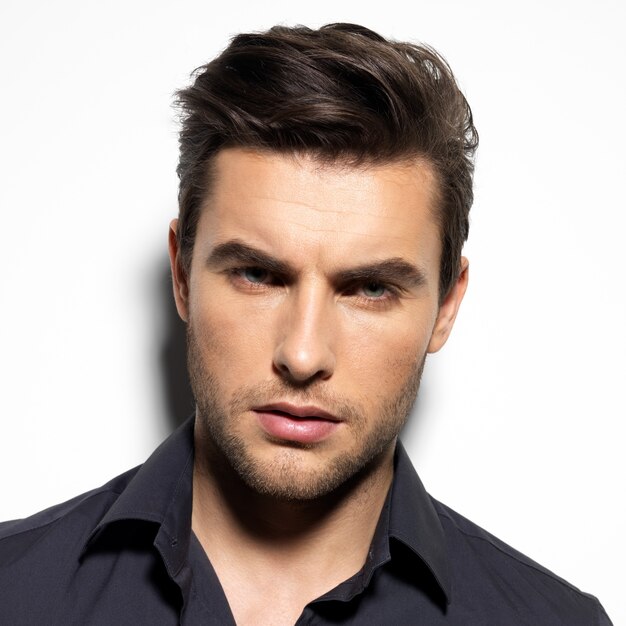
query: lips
253 402 341 444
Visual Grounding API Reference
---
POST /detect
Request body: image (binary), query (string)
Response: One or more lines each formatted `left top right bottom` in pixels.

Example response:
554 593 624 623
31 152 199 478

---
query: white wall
1 0 623 621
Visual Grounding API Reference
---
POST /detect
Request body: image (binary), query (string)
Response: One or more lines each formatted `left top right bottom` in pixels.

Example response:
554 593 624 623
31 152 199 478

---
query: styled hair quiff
175 23 478 300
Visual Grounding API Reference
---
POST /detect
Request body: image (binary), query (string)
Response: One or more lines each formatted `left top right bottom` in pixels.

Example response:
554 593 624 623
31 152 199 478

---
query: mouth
253 402 342 444
254 402 341 422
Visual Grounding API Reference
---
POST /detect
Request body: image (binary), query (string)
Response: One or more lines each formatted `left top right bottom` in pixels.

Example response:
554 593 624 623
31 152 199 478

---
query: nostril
272 356 335 385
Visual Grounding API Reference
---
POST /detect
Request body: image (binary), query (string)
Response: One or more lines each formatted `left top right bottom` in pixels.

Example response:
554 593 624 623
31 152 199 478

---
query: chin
215 434 395 503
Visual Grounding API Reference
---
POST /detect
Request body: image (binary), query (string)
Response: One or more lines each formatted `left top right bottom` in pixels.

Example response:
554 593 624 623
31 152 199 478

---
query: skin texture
168 147 468 624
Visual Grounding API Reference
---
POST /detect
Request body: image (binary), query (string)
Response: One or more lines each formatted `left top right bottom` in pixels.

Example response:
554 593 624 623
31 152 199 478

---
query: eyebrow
206 239 427 289
206 240 294 278
334 259 427 289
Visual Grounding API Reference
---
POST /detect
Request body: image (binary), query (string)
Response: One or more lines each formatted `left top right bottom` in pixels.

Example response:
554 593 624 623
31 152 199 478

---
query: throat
192 432 395 541
190 425 396 621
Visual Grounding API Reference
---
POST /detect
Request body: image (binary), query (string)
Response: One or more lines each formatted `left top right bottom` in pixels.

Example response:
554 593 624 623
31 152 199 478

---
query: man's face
170 148 467 501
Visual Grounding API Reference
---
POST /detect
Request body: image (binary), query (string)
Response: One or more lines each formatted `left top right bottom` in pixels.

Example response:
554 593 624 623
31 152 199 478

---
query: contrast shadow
157 257 194 431
400 390 424 444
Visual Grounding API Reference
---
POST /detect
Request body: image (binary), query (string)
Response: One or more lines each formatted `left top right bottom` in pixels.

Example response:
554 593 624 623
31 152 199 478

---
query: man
0 23 612 625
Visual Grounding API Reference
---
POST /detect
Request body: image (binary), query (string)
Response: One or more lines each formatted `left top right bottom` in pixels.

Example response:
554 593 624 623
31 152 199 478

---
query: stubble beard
187 323 425 503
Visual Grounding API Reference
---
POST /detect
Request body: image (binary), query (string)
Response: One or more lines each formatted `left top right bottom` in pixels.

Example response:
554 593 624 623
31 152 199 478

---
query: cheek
342 315 431 395
190 289 275 372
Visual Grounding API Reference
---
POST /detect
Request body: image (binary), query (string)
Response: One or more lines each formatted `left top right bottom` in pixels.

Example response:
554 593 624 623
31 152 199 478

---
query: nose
273 283 336 384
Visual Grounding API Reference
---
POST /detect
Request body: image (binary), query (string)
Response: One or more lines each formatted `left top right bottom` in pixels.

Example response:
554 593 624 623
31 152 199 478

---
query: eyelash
228 267 280 288
227 267 402 306
343 282 400 305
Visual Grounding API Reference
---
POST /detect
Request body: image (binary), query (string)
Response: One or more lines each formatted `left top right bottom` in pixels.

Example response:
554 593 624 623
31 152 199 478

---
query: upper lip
253 402 341 422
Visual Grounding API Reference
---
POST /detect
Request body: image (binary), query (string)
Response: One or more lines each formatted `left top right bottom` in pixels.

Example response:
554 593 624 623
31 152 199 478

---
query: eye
241 267 270 284
362 282 387 298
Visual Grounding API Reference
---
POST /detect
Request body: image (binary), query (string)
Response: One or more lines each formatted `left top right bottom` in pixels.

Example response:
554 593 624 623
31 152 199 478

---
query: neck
191 435 395 578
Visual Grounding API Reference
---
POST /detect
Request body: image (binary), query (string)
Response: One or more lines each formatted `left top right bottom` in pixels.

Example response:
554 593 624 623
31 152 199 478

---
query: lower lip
255 411 339 444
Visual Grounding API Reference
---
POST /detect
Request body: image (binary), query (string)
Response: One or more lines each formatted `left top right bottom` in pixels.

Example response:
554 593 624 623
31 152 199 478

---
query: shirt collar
82 419 451 603
82 416 196 577
388 441 452 605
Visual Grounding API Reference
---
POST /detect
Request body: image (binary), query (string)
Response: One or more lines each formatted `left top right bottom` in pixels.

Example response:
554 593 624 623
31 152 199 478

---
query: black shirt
0 418 612 625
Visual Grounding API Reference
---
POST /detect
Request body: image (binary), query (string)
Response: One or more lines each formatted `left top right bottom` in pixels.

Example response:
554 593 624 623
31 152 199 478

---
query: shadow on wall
157 258 195 431
400 388 424 444
399 355 439 463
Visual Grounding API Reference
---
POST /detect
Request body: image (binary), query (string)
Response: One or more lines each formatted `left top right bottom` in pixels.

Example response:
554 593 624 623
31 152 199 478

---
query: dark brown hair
175 23 478 300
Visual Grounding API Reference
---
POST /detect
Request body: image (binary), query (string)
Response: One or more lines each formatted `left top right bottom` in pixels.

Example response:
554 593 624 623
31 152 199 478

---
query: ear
168 219 190 322
427 257 469 354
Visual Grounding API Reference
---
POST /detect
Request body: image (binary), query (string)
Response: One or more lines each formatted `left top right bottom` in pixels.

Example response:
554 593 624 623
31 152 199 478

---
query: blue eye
242 267 269 283
362 282 386 298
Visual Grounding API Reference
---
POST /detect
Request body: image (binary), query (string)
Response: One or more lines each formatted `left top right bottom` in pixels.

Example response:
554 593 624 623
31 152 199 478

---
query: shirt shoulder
0 466 139 555
431 498 613 625
1 420 193 625
0 466 140 609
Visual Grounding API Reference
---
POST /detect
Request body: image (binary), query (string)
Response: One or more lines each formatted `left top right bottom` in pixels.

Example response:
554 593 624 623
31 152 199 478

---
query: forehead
195 148 441 276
